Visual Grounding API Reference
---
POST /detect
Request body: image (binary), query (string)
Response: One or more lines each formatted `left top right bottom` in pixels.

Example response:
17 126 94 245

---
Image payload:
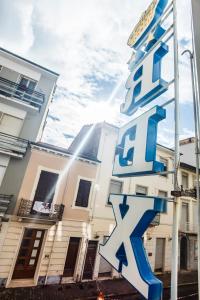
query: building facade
0 122 198 288
0 47 59 219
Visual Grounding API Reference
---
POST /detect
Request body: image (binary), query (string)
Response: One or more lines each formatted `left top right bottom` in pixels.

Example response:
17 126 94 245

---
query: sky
0 0 195 148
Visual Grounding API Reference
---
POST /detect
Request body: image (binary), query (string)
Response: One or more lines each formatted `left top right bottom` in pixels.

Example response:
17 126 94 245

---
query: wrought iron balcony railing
0 132 28 158
0 194 13 216
0 77 45 109
17 199 65 222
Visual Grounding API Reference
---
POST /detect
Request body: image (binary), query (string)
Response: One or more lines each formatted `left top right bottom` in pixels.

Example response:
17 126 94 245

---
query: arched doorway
180 236 188 270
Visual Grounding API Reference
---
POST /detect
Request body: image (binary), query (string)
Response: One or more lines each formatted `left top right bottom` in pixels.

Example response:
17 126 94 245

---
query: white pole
191 10 200 298
171 0 180 299
182 48 200 299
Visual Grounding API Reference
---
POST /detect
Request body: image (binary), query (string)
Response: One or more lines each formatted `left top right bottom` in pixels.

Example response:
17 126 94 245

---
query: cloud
0 0 34 53
0 0 195 148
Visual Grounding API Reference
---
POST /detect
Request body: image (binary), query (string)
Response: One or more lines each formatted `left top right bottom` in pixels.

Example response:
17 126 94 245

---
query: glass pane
28 81 36 91
31 249 37 257
19 77 28 87
17 259 25 266
22 239 31 247
24 229 33 237
36 231 42 238
34 240 40 247
29 259 35 265
19 248 29 257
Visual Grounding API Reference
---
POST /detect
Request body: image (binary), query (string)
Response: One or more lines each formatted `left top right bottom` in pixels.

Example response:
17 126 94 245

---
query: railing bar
0 86 44 101
0 139 28 146
0 141 27 149
0 77 44 97
0 131 28 143
161 97 175 108
0 146 27 155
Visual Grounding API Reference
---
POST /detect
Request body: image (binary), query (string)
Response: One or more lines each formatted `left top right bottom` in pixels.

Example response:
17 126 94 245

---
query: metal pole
182 49 200 300
171 0 180 299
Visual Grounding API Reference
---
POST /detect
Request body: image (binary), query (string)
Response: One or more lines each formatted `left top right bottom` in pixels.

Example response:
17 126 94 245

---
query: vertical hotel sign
100 1 177 300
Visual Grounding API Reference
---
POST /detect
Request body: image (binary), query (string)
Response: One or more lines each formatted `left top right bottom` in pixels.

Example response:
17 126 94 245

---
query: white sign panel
113 105 166 177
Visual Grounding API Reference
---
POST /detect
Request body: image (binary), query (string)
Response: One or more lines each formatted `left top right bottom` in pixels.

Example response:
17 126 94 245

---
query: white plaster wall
180 143 196 167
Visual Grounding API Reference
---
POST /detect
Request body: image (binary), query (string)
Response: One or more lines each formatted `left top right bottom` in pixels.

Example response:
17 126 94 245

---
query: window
18 76 37 91
158 190 168 198
16 76 37 99
180 202 189 231
182 172 189 189
193 175 197 189
32 170 59 214
135 185 147 196
160 157 168 177
107 179 123 204
75 179 92 208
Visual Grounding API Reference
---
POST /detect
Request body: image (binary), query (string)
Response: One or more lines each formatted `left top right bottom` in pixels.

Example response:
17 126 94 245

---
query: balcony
0 77 45 110
179 222 197 234
17 199 65 223
0 194 13 217
0 132 28 158
150 214 160 226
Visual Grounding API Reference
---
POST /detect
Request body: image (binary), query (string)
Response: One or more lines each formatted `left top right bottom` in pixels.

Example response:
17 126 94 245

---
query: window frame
159 156 168 177
18 75 37 89
72 176 94 210
135 184 148 196
106 178 123 206
30 166 60 206
182 171 189 189
158 190 168 198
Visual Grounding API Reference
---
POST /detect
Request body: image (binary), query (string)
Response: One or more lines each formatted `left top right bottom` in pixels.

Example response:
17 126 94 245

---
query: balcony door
16 76 36 98
32 170 59 214
12 228 45 279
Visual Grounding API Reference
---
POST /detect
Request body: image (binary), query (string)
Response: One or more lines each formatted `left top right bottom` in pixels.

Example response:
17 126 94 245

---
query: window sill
71 205 90 211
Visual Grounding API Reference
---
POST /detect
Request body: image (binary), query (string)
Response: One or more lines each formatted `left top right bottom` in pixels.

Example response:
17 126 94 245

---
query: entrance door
63 237 81 277
82 241 98 280
155 238 165 272
180 236 188 270
12 228 45 279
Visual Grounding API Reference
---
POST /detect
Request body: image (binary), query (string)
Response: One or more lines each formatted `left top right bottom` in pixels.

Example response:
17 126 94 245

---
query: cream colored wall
16 148 97 221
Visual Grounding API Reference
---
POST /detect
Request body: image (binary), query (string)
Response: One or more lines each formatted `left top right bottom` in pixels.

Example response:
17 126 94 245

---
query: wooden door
63 237 81 277
82 241 98 280
12 228 45 279
155 238 165 272
180 236 188 270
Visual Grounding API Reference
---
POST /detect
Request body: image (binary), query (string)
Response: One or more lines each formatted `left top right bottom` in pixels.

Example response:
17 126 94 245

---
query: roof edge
0 47 59 77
